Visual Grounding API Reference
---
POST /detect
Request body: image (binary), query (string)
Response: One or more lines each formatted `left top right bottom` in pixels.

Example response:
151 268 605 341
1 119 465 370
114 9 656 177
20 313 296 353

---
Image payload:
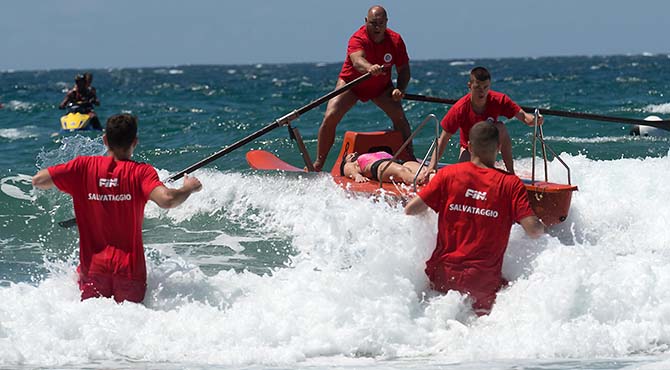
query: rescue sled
246 121 578 227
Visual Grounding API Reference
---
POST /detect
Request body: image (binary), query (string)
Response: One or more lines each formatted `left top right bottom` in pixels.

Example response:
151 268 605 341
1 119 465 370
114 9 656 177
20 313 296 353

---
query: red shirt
441 91 520 148
418 162 534 283
339 26 409 101
48 156 164 281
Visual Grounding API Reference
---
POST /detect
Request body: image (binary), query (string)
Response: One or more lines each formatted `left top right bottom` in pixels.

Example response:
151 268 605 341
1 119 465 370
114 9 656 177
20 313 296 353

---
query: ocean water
1 55 670 369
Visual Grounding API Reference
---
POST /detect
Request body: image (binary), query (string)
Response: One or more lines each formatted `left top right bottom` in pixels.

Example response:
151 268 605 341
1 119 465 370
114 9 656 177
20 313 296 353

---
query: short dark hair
469 121 499 154
470 66 491 82
105 114 138 149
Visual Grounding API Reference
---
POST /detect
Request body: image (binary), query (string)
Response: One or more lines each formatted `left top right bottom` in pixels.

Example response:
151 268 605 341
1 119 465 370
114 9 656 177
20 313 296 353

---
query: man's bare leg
373 89 415 159
313 79 358 171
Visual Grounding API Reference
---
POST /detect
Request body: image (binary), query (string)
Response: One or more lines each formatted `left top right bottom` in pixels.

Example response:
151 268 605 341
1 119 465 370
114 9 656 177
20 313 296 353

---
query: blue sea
1 55 670 369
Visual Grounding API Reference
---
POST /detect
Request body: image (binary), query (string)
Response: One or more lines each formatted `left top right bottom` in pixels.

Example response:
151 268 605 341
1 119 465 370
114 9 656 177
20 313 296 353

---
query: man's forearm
396 65 410 92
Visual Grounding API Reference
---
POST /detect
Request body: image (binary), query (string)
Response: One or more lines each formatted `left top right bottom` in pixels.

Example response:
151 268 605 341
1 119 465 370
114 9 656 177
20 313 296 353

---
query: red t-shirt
339 26 409 101
418 162 534 283
441 90 521 148
48 156 164 281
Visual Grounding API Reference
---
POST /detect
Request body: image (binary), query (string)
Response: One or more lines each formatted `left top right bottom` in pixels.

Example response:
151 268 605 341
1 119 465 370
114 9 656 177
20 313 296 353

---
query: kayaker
405 121 545 315
32 114 202 304
313 5 414 172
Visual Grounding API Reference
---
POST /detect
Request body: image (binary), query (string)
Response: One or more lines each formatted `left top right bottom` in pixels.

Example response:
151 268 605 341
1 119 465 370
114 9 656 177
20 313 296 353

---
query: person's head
74 74 86 90
104 114 138 156
340 152 359 176
467 66 491 104
468 121 499 161
365 5 388 43
84 72 93 87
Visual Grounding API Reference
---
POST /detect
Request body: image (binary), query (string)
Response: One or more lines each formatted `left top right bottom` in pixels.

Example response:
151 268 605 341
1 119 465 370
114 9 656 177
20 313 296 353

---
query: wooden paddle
404 93 670 131
58 71 375 228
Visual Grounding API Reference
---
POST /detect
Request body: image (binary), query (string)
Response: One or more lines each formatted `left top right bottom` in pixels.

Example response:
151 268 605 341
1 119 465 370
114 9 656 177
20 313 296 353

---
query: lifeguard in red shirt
313 5 414 172
32 114 202 304
405 121 544 315
427 67 543 175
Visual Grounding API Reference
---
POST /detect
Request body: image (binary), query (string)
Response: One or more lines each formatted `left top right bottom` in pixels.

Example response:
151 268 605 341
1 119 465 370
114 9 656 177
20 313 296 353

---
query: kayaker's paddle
57 71 375 229
404 93 670 131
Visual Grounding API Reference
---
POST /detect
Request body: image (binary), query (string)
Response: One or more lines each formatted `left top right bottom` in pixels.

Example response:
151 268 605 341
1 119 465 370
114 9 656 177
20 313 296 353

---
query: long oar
58 71 374 228
404 93 670 131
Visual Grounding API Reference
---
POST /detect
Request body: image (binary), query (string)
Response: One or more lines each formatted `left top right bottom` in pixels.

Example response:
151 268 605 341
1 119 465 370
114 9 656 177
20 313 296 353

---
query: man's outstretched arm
32 169 55 190
149 174 202 209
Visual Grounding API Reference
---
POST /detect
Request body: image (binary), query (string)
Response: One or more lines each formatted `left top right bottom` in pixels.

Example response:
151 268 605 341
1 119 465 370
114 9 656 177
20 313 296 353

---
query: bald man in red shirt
313 5 414 171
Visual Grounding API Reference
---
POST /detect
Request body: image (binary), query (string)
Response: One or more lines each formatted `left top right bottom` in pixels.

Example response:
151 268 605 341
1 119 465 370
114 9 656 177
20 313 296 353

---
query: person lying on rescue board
340 151 432 185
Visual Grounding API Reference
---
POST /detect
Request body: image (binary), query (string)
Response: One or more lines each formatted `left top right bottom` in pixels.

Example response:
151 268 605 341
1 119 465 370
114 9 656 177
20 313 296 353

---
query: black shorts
370 159 403 181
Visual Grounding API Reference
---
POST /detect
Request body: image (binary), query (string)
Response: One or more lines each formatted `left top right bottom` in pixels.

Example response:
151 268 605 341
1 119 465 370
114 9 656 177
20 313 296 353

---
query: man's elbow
528 220 545 239
156 194 179 209
528 227 544 239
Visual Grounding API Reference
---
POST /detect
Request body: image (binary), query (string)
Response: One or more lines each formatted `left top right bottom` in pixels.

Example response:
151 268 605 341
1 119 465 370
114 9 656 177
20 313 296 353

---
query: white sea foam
3 154 670 368
0 126 39 140
4 100 34 111
449 60 475 66
645 103 670 115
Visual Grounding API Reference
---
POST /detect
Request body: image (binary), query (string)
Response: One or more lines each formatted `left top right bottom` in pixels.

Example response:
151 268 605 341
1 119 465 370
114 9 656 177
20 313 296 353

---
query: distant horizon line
2 51 668 73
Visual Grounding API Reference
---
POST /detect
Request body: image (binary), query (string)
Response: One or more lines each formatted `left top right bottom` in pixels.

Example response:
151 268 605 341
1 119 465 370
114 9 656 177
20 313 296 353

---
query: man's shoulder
488 90 513 103
124 160 156 171
350 25 368 40
450 94 472 112
385 27 403 41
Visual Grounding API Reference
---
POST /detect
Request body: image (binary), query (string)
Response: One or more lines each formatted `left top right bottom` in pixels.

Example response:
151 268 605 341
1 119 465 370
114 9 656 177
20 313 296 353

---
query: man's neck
108 149 132 161
471 98 486 114
471 156 495 169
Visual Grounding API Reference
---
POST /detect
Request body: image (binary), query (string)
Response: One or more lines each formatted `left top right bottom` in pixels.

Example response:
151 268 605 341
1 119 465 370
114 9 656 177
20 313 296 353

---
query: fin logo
99 178 118 188
465 188 487 201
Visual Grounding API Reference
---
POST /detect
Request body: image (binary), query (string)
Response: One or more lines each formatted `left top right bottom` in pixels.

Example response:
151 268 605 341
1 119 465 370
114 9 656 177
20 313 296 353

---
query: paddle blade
246 150 303 172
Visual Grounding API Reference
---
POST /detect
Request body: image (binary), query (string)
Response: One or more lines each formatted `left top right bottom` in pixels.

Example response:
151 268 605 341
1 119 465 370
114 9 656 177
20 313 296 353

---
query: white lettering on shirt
465 188 487 201
99 178 118 187
448 203 499 218
88 193 132 201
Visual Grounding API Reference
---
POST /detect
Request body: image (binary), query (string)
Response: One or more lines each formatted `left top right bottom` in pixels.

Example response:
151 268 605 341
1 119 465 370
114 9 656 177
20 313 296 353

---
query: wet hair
470 67 491 82
469 121 499 154
84 72 93 83
105 114 138 150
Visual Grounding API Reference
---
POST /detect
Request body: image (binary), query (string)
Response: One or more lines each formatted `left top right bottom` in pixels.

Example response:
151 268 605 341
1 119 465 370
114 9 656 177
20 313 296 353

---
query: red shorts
78 271 146 303
427 264 506 315
351 80 393 102
77 245 146 303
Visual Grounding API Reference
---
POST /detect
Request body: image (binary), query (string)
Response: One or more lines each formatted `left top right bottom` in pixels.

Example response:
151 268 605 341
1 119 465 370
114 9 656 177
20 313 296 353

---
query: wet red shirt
441 91 520 148
49 156 163 281
418 162 534 287
339 26 409 101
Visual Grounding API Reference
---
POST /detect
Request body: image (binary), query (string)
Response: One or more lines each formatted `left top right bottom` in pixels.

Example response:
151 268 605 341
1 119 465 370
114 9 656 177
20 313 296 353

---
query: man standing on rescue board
312 5 414 172
425 67 543 176
32 114 202 304
405 121 544 315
